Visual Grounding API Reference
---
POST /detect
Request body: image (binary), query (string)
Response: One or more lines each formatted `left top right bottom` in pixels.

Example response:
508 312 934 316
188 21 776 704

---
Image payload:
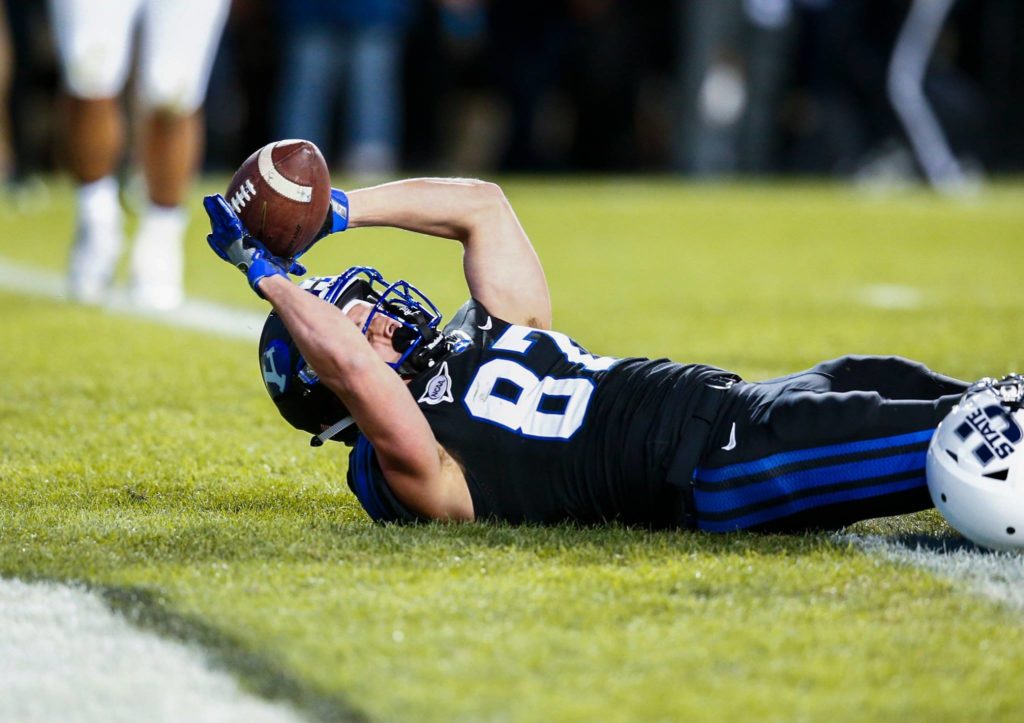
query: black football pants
692 355 969 532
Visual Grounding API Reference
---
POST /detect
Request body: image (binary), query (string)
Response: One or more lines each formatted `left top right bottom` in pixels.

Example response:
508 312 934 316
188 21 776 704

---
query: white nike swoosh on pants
721 422 737 451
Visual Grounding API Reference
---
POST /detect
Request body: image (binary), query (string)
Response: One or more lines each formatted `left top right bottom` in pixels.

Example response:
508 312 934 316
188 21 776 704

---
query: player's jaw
342 300 403 364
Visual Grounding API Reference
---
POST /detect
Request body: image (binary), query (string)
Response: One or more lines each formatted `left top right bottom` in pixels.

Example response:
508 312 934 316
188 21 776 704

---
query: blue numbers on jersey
463 325 618 439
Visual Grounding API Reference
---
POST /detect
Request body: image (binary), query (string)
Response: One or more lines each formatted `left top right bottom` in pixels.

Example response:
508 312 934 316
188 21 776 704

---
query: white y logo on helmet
262 342 289 396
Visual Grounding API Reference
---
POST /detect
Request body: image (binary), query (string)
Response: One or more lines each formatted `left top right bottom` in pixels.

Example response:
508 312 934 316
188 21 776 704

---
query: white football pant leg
48 0 144 99
137 0 231 114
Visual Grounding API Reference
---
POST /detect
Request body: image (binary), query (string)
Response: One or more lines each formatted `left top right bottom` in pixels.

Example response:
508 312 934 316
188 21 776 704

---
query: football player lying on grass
203 178 1023 545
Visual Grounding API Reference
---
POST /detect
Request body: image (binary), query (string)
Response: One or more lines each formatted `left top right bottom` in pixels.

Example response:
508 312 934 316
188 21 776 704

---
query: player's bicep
461 184 552 330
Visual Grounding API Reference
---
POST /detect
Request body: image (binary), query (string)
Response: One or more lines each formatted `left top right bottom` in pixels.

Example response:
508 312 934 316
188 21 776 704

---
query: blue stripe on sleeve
350 435 390 522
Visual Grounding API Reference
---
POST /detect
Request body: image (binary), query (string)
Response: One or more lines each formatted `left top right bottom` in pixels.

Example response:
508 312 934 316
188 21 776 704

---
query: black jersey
346 300 732 527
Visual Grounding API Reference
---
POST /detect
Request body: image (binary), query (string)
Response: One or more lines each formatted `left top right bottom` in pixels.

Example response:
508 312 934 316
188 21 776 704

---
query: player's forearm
256 277 428 447
256 275 456 513
256 275 378 390
344 177 550 328
345 177 508 243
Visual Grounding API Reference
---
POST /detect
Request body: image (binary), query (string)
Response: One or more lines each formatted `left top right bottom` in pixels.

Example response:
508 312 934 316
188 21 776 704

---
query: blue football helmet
258 266 450 446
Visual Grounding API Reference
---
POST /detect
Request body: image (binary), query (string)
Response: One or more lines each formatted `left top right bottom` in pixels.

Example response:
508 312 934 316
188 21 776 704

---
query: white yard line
843 534 1024 611
0 258 266 341
857 283 924 310
0 579 302 723
0 258 300 720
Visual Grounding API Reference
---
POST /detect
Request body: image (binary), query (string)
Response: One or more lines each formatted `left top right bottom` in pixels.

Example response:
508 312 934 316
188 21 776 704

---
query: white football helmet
926 375 1024 551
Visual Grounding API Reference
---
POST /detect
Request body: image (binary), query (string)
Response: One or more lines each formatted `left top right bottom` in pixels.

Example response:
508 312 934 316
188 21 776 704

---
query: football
224 139 332 258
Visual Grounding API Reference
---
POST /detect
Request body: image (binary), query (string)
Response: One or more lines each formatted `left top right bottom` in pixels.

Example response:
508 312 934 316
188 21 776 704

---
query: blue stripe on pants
695 451 927 514
693 429 935 531
696 475 927 532
694 428 935 483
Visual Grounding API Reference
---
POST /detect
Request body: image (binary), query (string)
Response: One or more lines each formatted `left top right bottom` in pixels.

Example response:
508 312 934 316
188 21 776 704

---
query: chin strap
310 415 356 447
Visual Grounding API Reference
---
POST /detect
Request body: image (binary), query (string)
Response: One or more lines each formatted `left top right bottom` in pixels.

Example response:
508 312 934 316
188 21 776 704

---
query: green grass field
2 178 1024 721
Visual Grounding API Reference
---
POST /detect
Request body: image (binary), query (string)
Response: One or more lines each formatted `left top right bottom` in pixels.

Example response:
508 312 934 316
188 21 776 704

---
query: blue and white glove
203 194 306 297
301 187 350 257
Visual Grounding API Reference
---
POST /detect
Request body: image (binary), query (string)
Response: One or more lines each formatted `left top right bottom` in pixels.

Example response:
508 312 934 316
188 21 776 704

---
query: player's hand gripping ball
224 139 332 258
203 194 307 296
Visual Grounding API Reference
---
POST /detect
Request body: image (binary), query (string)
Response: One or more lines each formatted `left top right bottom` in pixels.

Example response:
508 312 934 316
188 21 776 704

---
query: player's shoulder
406 298 508 403
442 297 515 347
445 298 496 335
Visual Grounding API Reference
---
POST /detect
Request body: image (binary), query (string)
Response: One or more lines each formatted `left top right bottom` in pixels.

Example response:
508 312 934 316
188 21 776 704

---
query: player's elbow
449 177 503 200
470 180 509 213
459 180 515 240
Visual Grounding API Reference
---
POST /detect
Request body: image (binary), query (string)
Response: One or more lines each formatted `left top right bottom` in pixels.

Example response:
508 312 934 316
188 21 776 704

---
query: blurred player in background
49 0 230 309
0 0 13 183
273 0 412 177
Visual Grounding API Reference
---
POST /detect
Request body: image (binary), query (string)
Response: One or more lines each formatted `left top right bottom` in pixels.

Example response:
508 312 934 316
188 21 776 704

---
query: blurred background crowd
3 0 1023 186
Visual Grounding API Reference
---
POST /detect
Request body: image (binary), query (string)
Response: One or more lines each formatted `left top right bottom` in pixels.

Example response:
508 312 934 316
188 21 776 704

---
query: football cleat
67 225 123 304
68 176 124 304
129 205 187 310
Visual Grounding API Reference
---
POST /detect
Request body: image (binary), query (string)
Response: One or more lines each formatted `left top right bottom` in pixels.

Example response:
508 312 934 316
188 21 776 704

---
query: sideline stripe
844 534 1024 611
0 259 300 718
0 579 301 722
0 258 266 341
857 283 924 310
